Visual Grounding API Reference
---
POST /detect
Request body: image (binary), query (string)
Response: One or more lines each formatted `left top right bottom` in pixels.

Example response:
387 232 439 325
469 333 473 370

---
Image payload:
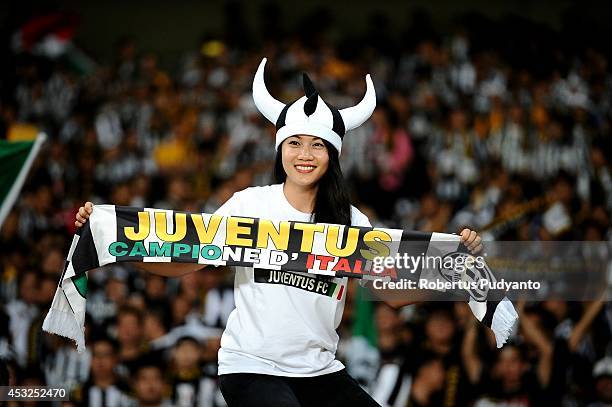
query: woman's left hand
460 228 483 255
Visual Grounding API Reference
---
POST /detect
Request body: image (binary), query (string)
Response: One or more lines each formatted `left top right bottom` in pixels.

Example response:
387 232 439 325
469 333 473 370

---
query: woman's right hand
75 202 93 228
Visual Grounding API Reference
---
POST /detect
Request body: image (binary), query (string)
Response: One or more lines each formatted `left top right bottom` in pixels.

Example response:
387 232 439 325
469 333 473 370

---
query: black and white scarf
43 205 518 352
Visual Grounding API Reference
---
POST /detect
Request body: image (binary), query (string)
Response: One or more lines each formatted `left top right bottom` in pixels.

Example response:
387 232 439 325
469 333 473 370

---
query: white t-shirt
214 183 371 377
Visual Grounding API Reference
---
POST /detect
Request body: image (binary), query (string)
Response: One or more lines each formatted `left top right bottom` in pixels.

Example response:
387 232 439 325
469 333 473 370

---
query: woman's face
281 135 329 188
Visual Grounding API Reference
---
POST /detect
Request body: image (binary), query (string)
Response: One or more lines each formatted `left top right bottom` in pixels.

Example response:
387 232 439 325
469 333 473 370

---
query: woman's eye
288 140 300 146
313 143 325 148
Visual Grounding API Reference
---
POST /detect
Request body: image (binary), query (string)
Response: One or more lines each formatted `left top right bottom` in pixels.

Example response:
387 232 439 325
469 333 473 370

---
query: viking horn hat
252 57 376 153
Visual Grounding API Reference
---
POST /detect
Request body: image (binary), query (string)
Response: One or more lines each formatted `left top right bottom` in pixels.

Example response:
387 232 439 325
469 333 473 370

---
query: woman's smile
295 164 317 173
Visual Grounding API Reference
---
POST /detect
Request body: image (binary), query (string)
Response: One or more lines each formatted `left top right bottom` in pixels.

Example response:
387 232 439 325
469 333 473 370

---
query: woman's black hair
273 139 352 225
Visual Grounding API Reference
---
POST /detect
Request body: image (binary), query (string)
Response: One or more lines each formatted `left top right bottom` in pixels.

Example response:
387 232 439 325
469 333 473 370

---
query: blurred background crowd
1 0 612 406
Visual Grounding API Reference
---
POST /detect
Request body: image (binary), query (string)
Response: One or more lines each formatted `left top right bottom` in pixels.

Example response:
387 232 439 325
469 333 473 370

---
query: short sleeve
351 206 372 228
214 192 242 217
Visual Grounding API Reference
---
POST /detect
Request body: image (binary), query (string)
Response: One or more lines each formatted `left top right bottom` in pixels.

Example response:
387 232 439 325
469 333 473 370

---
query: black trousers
219 369 381 407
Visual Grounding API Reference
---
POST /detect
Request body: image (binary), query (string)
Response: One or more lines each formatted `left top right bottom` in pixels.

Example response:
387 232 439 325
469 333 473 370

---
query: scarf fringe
491 297 519 348
42 308 86 353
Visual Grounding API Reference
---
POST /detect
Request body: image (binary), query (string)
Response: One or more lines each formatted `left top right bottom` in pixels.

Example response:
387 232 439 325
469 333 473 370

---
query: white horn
339 74 376 131
252 58 285 124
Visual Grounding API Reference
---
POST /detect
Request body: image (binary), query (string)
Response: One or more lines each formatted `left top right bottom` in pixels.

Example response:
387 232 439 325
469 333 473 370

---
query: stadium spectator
70 336 133 406
131 355 172 407
115 305 145 379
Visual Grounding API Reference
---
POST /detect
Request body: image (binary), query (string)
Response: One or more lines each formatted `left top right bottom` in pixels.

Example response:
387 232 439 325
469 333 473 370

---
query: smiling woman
212 58 381 407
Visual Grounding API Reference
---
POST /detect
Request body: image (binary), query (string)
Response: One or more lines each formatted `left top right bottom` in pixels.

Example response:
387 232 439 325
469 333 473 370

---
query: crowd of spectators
1 7 612 406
